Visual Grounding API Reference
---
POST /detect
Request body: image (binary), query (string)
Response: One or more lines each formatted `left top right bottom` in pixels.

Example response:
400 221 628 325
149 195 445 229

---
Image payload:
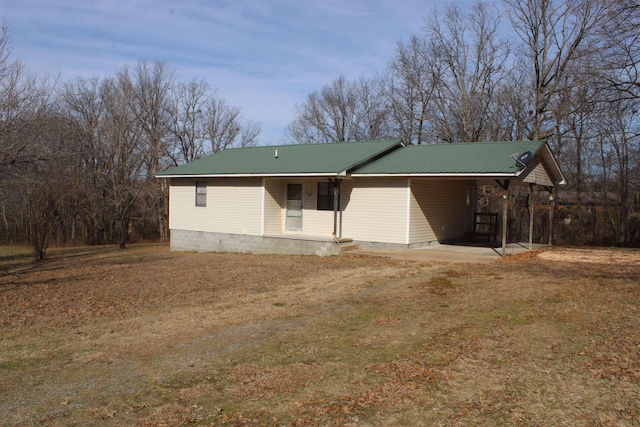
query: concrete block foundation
170 229 347 256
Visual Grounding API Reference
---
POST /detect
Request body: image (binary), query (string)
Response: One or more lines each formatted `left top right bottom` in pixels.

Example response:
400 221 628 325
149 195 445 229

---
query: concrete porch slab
263 233 352 243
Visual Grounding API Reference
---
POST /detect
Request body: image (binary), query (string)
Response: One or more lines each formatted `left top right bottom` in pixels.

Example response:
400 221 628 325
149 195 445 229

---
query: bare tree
595 95 640 244
356 76 392 140
287 75 359 143
128 60 174 178
170 80 261 160
426 2 509 142
0 22 54 170
205 96 260 152
60 76 111 244
287 75 390 143
169 80 212 164
490 58 534 141
503 0 607 141
594 0 640 101
382 36 440 144
126 60 175 241
23 176 55 260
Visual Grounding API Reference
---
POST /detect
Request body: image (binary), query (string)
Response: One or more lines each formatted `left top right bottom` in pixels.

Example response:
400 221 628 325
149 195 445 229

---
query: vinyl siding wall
169 177 473 246
409 179 471 244
341 178 409 244
169 178 262 235
300 179 339 236
520 157 553 186
264 178 284 234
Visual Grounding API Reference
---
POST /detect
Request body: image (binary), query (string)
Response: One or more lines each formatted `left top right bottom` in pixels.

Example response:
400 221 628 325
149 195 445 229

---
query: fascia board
543 144 567 185
156 173 340 179
351 172 523 178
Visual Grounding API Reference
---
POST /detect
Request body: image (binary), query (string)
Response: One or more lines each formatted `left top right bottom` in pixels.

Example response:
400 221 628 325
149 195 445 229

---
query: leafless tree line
287 0 640 246
0 24 260 257
1 0 639 258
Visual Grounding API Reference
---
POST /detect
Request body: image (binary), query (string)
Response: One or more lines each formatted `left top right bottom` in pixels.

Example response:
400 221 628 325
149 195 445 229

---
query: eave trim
156 173 341 179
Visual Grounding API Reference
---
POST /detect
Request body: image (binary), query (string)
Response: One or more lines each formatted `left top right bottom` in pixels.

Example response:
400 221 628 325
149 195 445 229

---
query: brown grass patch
136 402 204 427
415 275 459 295
538 247 640 264
1 244 638 426
229 363 325 400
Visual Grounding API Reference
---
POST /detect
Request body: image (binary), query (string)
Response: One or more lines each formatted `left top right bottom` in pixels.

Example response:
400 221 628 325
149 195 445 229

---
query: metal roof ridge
338 139 403 175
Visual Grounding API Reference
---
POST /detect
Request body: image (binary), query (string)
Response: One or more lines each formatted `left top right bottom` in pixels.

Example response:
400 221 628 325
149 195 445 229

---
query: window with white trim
195 181 207 207
317 181 340 211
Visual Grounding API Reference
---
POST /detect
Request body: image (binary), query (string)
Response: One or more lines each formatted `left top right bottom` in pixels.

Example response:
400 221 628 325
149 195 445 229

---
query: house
156 139 565 256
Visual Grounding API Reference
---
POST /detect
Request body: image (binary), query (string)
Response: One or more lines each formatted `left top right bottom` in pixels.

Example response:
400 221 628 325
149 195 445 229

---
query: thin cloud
1 0 433 144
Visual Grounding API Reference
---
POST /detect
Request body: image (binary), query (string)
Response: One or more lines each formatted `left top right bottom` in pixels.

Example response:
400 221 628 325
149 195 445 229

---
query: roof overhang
155 173 343 179
540 144 566 186
352 172 525 178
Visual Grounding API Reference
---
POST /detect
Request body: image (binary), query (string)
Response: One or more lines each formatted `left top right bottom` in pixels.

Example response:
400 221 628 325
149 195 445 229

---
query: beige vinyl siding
264 178 284 234
409 179 471 244
300 179 338 236
341 178 408 244
169 178 262 235
520 157 553 186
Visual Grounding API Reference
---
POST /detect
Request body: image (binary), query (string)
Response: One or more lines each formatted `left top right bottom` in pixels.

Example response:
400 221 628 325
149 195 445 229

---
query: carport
351 140 566 256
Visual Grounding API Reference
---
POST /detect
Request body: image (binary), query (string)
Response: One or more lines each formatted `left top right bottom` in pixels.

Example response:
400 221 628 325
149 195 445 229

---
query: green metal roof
157 139 564 184
353 140 549 176
156 139 402 177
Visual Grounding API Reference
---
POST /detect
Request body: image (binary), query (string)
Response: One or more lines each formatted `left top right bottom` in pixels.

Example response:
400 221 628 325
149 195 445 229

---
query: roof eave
543 144 567 186
351 172 523 178
156 172 343 179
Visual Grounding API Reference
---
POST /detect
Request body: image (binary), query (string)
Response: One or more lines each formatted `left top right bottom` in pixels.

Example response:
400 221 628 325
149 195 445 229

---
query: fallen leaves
229 363 326 400
2 244 639 426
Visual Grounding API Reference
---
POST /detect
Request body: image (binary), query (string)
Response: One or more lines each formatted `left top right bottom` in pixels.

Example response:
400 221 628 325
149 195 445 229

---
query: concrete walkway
350 242 548 263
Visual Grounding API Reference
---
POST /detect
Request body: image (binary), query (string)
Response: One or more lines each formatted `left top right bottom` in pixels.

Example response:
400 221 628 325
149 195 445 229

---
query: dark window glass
317 182 339 211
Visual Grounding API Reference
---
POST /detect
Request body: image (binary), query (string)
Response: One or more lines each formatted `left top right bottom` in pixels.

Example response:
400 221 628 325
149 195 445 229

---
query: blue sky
2 0 465 144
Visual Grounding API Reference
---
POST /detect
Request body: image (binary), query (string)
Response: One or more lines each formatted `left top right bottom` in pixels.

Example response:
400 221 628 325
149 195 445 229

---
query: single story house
156 139 565 256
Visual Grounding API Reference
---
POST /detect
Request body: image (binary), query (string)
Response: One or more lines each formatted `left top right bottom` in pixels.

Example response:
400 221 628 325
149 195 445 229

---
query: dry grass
0 244 638 426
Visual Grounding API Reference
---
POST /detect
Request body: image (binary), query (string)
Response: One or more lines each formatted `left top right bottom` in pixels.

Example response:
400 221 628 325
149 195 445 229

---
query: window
195 181 207 207
317 181 339 211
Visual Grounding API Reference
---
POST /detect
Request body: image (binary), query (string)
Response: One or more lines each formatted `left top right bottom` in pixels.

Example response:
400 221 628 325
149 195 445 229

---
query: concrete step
338 243 359 252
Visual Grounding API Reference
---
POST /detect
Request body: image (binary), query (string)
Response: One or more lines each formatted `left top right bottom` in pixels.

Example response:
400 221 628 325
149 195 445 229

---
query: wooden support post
331 179 341 239
529 183 535 251
496 179 511 257
548 187 555 246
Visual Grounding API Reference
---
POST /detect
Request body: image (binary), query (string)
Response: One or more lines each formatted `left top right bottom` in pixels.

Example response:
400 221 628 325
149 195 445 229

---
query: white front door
285 183 303 231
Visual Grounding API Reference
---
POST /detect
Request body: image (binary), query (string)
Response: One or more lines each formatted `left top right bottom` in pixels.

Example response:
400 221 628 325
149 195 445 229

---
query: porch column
496 179 511 257
529 183 535 251
548 186 555 246
331 178 341 239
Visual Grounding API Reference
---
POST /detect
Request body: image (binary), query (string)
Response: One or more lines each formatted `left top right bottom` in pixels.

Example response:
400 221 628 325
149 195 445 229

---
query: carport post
529 183 535 251
497 179 510 257
547 186 555 246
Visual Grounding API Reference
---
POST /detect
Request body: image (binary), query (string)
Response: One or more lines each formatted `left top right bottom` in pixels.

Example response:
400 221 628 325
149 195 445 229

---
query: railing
472 212 498 242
